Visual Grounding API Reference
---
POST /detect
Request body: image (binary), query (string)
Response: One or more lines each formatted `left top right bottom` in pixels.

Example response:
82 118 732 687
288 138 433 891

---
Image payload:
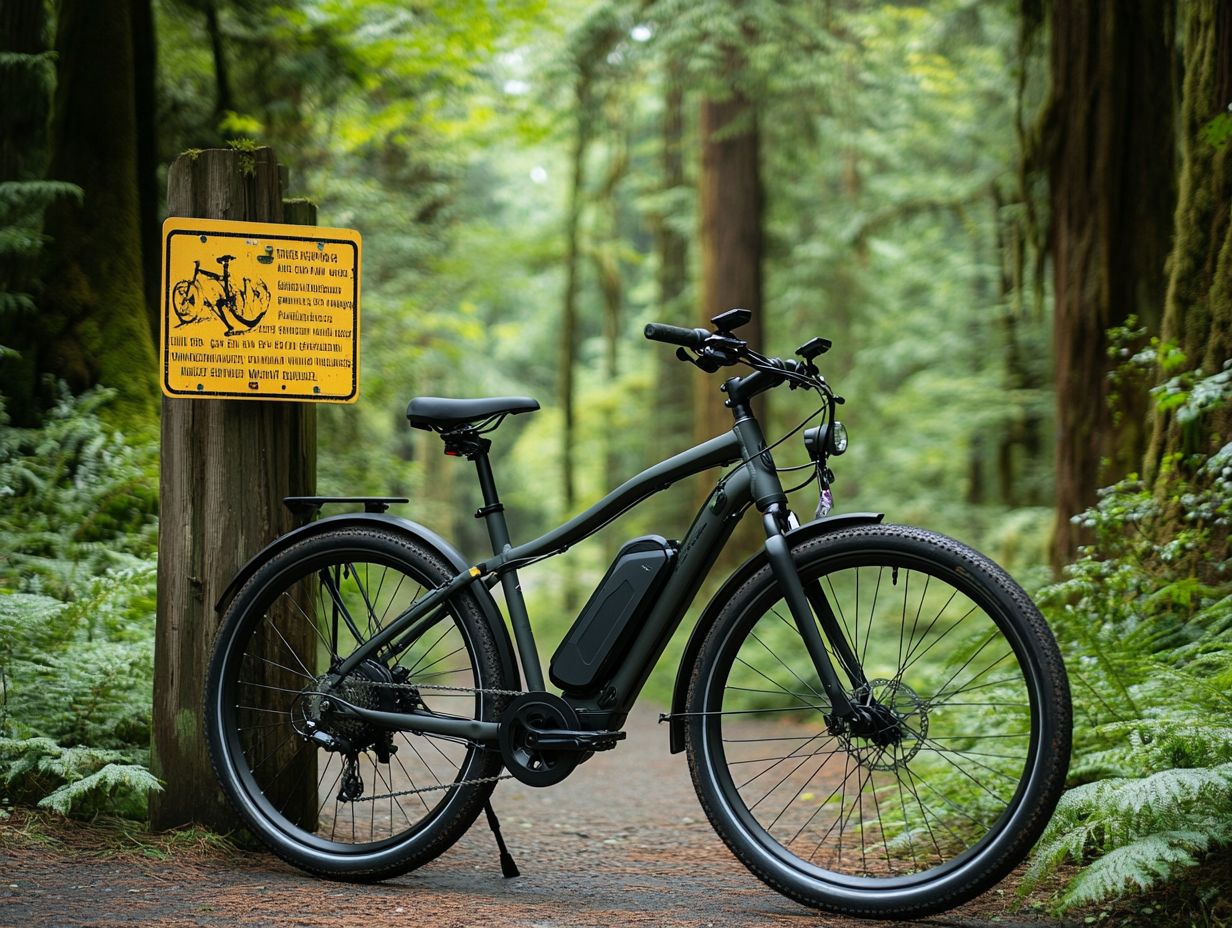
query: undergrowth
0 387 160 819
1023 362 1232 910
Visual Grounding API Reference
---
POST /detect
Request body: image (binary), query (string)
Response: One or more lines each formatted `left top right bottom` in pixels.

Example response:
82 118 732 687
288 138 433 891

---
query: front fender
216 512 520 690
667 511 883 753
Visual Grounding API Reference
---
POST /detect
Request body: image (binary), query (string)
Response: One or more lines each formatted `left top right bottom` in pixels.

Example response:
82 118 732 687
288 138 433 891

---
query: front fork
761 504 867 722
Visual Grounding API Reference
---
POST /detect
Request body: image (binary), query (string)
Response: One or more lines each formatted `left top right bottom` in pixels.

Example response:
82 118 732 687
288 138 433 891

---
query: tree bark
652 73 695 530
204 0 233 123
1045 0 1176 568
1145 1 1232 493
697 91 764 562
131 0 160 343
38 0 158 428
150 148 317 832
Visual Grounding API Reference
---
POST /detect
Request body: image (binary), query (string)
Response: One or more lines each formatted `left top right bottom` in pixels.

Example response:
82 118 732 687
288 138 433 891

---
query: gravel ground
0 707 1074 928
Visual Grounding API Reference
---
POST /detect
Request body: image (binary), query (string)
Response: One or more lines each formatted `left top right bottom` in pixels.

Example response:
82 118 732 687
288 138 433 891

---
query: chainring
498 693 583 787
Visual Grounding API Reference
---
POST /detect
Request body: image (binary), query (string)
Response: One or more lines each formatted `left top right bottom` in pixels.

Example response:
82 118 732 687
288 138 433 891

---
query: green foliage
0 389 158 820
1022 367 1232 908
0 738 160 819
0 387 158 592
0 28 80 360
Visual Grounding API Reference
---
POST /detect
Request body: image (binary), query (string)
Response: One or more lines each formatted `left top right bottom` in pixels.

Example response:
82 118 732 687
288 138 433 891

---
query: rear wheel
685 524 1070 917
205 527 512 880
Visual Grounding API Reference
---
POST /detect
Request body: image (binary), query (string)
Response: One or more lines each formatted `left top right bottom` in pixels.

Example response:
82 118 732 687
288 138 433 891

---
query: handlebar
644 315 831 403
643 323 711 348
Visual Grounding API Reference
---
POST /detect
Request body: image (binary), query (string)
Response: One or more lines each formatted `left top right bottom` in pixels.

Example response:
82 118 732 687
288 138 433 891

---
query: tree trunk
1045 0 1176 568
992 185 1047 508
697 92 764 562
558 79 593 611
1145 1 1232 497
594 99 628 562
652 73 695 530
204 0 233 123
0 0 46 181
131 0 160 343
150 148 317 832
38 0 157 428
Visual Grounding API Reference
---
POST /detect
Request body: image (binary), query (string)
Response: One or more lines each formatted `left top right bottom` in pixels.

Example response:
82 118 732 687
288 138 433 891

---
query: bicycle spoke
215 545 498 858
701 543 1059 889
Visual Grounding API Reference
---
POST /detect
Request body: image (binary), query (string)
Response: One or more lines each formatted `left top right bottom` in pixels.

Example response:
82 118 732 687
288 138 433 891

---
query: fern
0 738 160 819
1022 372 1232 909
37 764 162 819
1062 830 1224 908
0 391 158 819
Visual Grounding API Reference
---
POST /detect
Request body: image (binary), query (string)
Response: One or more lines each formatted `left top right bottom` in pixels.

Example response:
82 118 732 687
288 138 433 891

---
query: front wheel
684 524 1070 918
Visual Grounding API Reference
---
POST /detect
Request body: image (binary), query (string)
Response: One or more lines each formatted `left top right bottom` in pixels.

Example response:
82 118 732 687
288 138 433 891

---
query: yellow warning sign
159 217 361 402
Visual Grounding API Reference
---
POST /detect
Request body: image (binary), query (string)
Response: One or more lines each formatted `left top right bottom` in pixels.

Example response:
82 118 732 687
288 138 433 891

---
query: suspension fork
760 508 868 721
727 381 866 721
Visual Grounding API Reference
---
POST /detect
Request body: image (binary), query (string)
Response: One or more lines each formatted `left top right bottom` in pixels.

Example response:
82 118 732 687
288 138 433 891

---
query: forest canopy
1 0 1230 917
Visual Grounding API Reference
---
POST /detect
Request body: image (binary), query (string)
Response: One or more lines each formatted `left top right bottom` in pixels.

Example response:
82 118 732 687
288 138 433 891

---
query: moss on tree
37 0 157 430
1146 2 1232 485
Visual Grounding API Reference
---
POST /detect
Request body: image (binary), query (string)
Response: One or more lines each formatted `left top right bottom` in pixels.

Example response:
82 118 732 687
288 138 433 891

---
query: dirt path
0 707 1072 928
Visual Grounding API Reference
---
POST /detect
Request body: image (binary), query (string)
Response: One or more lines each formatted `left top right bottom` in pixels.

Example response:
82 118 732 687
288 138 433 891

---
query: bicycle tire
684 523 1070 918
205 526 513 880
171 278 202 325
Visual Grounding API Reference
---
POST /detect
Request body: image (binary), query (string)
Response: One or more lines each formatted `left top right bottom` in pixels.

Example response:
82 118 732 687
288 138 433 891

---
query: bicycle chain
317 680 528 804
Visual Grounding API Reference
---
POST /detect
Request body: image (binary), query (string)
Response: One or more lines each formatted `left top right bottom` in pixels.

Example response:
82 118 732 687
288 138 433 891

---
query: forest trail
0 707 1072 928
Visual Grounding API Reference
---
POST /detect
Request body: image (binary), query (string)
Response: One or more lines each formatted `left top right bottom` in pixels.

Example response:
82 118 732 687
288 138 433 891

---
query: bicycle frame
331 377 859 744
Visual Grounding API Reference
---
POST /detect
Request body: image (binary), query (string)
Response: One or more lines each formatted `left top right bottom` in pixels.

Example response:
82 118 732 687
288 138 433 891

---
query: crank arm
523 728 627 752
325 695 499 743
761 513 856 720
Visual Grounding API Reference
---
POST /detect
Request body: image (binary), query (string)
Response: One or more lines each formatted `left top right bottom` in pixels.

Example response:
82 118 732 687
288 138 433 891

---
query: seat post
470 448 545 692
472 450 511 554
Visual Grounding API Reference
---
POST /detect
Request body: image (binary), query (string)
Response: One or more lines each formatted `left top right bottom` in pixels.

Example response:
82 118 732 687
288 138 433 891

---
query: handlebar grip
644 323 710 348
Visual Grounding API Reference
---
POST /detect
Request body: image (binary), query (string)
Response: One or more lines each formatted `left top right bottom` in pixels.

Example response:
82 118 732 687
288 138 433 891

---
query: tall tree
132 0 160 341
1145 1 1232 501
0 0 71 425
36 0 158 427
1041 1 1176 567
696 90 763 442
651 61 695 529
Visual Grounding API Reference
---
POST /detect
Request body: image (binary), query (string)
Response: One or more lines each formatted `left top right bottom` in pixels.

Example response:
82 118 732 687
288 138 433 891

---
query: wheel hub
836 678 928 771
296 659 393 753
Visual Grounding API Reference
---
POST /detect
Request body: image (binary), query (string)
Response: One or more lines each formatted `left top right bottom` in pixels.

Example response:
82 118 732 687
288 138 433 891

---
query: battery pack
548 535 676 694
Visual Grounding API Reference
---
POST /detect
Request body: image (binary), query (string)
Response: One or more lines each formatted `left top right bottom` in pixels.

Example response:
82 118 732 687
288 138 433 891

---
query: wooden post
150 147 317 832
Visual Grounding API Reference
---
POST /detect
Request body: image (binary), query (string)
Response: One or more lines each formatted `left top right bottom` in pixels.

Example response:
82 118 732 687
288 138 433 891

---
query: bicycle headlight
803 421 849 461
829 420 849 455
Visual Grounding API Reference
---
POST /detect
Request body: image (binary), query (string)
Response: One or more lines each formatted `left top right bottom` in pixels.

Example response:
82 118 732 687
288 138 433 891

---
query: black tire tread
204 526 509 882
684 523 1071 918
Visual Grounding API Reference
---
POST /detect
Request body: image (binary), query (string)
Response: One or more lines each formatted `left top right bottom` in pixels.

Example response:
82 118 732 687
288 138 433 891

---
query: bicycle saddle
216 254 236 264
406 396 539 431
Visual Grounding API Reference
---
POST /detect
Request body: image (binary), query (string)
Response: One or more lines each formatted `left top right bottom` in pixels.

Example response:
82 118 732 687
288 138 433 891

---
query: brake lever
675 346 722 373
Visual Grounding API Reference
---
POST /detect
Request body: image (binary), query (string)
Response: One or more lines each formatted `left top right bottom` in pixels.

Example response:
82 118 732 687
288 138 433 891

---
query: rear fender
667 511 884 753
216 512 520 690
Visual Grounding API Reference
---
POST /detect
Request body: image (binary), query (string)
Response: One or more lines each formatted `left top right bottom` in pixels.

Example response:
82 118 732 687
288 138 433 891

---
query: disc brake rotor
839 678 928 771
